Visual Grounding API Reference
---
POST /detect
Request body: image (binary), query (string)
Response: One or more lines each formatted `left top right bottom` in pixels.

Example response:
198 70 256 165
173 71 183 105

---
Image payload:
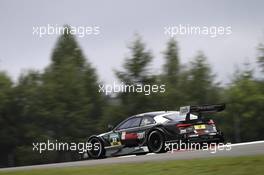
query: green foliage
220 67 264 142
157 39 182 110
163 39 180 85
39 27 104 143
0 72 17 166
257 43 264 73
0 26 104 166
0 31 264 167
114 35 157 116
1 155 264 175
115 35 153 84
181 51 220 105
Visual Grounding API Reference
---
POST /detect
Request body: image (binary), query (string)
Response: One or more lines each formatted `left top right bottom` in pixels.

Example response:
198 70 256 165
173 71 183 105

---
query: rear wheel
87 137 105 159
147 130 165 153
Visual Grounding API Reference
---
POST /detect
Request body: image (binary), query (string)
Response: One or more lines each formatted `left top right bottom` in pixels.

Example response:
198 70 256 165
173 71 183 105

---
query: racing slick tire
87 136 105 159
147 130 166 153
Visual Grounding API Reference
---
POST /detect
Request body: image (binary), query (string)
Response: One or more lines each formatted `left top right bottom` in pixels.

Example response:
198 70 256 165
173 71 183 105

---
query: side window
117 117 141 130
140 116 155 126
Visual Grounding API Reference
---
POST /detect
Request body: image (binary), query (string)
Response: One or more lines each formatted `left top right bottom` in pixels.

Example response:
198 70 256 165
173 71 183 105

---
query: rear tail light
208 119 215 125
176 123 192 128
176 123 193 134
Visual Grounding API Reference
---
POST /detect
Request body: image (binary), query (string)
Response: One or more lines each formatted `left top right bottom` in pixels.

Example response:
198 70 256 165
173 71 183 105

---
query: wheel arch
146 126 167 153
87 135 106 159
147 126 167 140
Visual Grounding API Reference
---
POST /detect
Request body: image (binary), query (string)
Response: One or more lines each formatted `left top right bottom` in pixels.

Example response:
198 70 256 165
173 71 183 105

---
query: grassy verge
1 155 264 175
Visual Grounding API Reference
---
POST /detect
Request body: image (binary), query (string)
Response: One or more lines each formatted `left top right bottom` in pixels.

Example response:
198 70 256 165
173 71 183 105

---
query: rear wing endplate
179 104 225 120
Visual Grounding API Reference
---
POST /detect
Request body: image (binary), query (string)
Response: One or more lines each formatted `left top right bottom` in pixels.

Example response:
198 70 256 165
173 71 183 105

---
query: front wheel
87 137 105 159
147 130 165 153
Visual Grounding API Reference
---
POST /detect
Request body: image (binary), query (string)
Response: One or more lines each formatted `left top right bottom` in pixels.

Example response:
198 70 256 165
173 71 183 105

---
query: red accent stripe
125 133 138 140
176 123 192 128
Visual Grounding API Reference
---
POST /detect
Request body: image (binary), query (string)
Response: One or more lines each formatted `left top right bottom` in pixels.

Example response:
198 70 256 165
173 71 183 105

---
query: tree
163 39 180 85
0 72 16 167
159 39 182 109
113 35 157 118
115 35 153 84
222 64 264 142
181 51 220 105
42 26 103 141
36 26 104 162
11 70 57 166
257 43 264 73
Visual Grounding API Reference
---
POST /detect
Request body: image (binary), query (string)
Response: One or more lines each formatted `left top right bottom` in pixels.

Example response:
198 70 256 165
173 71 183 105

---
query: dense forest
0 27 263 167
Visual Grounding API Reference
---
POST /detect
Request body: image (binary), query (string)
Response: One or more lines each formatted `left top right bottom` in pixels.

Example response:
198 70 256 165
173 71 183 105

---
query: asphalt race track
1 141 264 172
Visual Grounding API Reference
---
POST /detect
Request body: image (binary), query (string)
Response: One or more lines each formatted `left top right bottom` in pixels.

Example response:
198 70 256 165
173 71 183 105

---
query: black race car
87 104 225 158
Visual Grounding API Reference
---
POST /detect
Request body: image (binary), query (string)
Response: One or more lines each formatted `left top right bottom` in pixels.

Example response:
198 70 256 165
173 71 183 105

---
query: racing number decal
112 137 117 142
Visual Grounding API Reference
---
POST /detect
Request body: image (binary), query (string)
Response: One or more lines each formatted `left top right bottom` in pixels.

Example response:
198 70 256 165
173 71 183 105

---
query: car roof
133 111 178 118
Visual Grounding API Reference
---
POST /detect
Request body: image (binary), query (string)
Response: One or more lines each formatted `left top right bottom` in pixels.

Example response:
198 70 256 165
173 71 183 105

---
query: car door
114 117 142 147
137 116 156 144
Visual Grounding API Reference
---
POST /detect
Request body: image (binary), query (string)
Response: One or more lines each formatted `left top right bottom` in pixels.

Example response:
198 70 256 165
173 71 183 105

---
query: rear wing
179 104 225 120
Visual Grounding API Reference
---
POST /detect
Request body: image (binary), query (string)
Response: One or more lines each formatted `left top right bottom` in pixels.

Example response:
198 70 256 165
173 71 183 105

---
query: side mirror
107 124 114 130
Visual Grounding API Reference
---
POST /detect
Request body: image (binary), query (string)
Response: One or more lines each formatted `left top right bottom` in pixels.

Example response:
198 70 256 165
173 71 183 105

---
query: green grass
1 155 264 175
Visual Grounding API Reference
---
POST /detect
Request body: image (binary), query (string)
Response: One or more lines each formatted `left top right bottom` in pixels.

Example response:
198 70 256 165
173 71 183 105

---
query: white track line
229 140 264 147
117 141 264 157
117 155 137 158
146 153 156 155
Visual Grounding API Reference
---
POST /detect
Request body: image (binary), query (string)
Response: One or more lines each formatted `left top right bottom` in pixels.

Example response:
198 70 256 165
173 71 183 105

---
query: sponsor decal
110 133 121 146
137 132 145 139
121 132 126 140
